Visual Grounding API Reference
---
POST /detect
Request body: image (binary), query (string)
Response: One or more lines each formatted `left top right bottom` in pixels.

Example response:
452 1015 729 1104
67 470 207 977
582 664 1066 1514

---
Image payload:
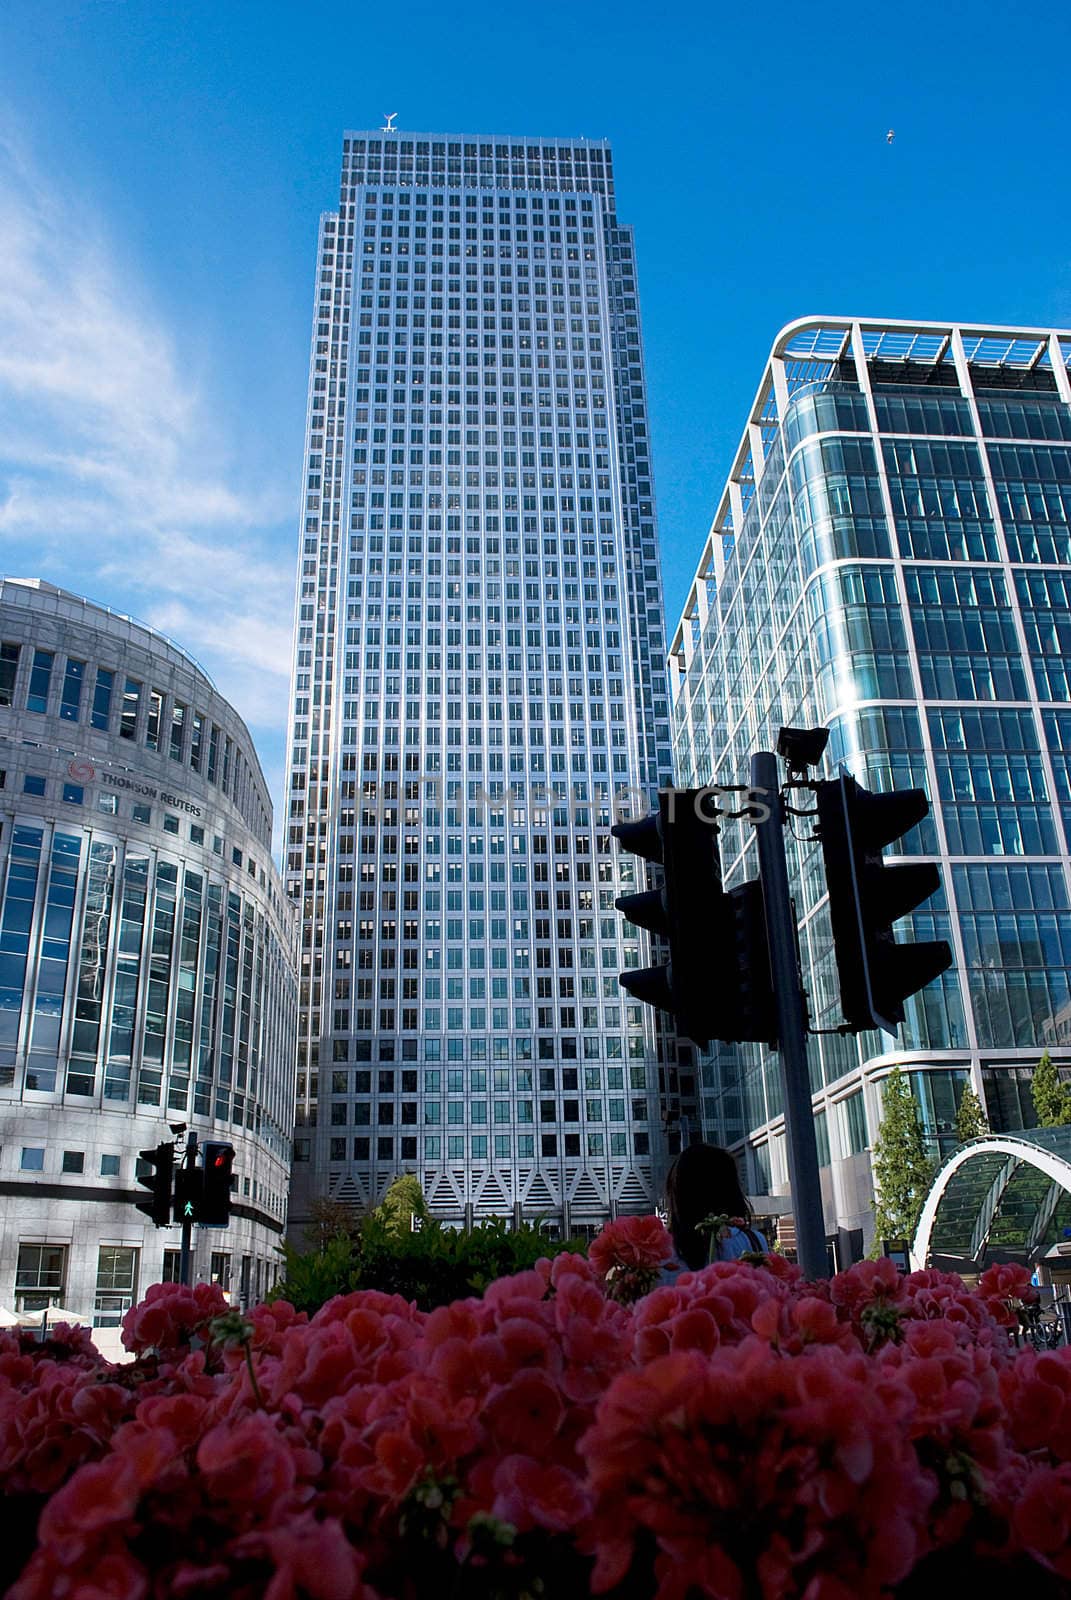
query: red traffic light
199 1142 235 1226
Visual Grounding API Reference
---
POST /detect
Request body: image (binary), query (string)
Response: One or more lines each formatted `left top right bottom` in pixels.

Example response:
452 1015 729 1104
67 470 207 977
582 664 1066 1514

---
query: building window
843 1091 868 1155
119 678 141 739
146 689 165 752
163 815 179 835
62 783 84 805
15 1243 67 1311
132 802 152 823
94 1246 138 1326
60 659 86 721
97 793 119 815
22 774 46 797
100 1153 120 1176
27 649 54 713
169 703 186 761
91 667 114 730
0 641 20 705
61 1150 85 1173
162 1250 181 1283
20 1147 44 1171
210 1251 232 1291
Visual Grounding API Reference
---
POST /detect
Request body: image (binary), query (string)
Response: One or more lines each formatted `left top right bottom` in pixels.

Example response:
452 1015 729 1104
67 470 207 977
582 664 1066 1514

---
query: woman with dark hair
662 1142 768 1280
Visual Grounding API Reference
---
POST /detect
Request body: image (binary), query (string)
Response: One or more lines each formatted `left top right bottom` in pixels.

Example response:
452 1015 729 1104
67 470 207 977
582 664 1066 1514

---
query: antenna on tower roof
383 112 398 133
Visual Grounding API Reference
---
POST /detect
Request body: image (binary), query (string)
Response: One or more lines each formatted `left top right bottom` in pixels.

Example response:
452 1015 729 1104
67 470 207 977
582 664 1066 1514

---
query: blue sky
1 0 1069 824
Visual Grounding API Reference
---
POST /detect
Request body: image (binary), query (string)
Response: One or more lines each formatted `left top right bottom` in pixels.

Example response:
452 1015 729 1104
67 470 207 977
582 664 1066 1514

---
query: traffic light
173 1162 204 1225
612 788 774 1048
200 1142 236 1226
815 771 953 1035
135 1143 174 1227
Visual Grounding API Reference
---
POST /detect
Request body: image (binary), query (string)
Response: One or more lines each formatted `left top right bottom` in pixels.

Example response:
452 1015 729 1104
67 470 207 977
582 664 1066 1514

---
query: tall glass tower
670 316 1071 1256
284 129 678 1238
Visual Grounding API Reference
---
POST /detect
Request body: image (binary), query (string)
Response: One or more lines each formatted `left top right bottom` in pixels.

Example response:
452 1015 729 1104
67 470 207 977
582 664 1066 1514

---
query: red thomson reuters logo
67 759 95 783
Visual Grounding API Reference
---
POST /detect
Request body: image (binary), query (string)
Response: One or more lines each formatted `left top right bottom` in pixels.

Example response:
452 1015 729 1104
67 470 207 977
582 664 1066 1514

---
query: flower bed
2 1221 1071 1598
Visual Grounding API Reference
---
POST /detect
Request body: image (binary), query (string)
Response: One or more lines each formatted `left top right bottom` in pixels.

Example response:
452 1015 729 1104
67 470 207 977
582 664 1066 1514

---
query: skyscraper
670 316 1071 1253
284 129 679 1238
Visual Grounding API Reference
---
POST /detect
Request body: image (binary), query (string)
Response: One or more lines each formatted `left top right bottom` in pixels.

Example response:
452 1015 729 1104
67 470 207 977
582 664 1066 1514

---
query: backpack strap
707 1224 765 1262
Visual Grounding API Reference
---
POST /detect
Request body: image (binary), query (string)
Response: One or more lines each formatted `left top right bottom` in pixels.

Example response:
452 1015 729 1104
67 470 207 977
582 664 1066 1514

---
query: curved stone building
0 579 297 1336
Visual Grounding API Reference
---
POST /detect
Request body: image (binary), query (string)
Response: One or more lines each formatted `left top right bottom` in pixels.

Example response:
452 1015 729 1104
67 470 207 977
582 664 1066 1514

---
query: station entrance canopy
913 1128 1071 1273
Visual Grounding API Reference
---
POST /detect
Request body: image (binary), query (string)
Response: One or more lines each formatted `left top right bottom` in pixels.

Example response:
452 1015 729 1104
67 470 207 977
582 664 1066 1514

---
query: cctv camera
776 725 830 774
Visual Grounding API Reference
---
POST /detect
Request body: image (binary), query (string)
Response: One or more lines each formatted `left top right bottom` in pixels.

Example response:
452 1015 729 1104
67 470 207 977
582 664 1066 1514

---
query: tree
871 1067 934 1245
954 1084 989 1143
304 1196 361 1250
375 1173 430 1239
1031 1050 1071 1128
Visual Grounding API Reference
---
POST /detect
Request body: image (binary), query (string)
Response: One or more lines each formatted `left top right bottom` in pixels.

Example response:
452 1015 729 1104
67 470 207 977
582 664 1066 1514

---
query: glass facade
284 129 678 1234
670 318 1071 1244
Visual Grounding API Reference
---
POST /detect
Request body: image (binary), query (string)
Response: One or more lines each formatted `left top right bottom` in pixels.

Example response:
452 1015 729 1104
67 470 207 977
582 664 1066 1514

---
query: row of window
322 1128 651 1165
18 1147 121 1175
16 1145 275 1203
319 1064 646 1091
0 642 268 848
14 1241 277 1320
15 770 264 872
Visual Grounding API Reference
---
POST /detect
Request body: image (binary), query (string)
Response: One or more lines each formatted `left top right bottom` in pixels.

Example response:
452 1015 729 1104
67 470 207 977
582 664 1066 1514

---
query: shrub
270 1210 585 1313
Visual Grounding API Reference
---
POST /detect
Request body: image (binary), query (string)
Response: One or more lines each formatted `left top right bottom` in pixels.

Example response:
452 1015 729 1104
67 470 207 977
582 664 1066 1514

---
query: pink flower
589 1214 674 1279
484 1370 565 1455
230 1511 378 1600
195 1410 299 1511
121 1280 229 1355
1011 1462 1071 1579
977 1261 1038 1327
491 1453 593 1533
582 1343 933 1597
1000 1346 1071 1461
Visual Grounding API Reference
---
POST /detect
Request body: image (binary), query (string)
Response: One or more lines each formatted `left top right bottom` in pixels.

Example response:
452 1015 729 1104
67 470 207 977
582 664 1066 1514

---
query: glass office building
284 129 679 1238
670 317 1071 1251
0 579 297 1343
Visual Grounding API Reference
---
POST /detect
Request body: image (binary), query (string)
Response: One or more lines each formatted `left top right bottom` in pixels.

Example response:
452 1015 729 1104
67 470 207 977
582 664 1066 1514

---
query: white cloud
0 124 298 743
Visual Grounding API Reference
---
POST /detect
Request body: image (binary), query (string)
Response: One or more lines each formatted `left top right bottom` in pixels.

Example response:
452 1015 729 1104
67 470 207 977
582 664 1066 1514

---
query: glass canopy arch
913 1128 1071 1272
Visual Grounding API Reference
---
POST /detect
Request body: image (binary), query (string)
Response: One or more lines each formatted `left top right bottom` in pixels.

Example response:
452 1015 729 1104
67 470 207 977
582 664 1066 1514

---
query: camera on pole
815 771 953 1035
612 788 773 1048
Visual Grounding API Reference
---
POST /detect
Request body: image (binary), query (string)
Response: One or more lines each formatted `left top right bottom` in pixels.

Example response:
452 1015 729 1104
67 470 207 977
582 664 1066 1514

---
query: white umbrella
16 1305 93 1328
0 1306 20 1327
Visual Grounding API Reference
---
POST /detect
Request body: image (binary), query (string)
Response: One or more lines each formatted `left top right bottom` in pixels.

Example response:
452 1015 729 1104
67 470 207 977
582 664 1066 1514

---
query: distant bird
383 112 398 133
886 128 895 143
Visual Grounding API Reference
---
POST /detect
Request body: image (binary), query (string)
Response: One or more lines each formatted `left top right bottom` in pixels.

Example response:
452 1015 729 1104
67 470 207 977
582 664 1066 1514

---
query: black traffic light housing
816 771 953 1035
173 1162 205 1224
135 1143 174 1227
200 1142 236 1226
613 788 774 1048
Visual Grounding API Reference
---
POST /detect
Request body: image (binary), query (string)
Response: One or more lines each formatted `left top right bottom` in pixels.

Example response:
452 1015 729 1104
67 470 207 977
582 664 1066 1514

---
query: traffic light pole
751 752 827 1281
178 1130 198 1287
